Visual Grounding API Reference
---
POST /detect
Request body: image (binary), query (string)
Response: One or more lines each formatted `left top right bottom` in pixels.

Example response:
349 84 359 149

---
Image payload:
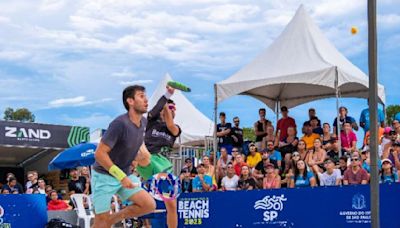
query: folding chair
70 194 95 228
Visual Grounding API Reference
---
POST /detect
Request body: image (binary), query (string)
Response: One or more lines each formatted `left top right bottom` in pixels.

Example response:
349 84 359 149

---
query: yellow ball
351 26 358 35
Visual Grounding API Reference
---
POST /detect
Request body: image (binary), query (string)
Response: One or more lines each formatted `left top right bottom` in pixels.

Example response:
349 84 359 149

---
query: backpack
46 218 79 228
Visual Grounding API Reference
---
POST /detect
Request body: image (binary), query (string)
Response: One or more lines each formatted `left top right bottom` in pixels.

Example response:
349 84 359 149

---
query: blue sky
0 0 399 144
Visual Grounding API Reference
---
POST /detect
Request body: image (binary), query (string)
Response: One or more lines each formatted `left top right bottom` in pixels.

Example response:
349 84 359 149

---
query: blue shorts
91 169 144 214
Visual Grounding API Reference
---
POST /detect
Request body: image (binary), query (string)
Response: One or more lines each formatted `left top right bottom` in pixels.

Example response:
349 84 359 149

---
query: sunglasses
227 166 234 168
351 158 359 161
234 121 240 123
232 150 239 152
293 154 300 157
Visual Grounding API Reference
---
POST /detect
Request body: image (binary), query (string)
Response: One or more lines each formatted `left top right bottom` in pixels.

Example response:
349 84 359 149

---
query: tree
386 105 400 126
3 107 35 122
243 127 255 142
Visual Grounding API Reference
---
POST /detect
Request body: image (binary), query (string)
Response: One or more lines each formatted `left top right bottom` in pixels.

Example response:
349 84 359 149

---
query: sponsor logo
339 193 370 224
5 126 51 142
352 194 366 210
178 197 209 226
81 149 95 158
254 194 287 223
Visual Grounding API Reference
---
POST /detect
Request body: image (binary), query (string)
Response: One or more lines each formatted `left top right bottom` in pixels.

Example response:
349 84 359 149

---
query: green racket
167 81 191 92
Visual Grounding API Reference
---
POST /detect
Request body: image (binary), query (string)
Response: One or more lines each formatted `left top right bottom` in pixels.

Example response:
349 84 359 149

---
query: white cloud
0 50 29 60
378 14 400 29
111 67 137 78
194 4 260 22
119 80 153 85
40 0 66 11
61 113 114 129
48 96 113 108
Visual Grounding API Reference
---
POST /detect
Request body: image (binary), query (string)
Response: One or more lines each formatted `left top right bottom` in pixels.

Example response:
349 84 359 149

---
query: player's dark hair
122 85 146 111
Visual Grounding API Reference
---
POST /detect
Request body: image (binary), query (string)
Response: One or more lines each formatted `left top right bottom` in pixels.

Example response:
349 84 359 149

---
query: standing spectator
221 163 239 191
264 140 282 170
301 122 321 150
310 117 323 135
333 106 358 136
276 106 296 142
237 165 257 190
308 108 321 126
359 104 385 136
2 177 23 194
339 156 348 176
327 139 340 164
316 158 341 186
395 112 400 123
254 108 272 151
340 122 357 155
37 179 47 194
192 164 212 192
233 154 247 176
231 117 244 152
343 154 369 185
308 138 327 173
68 168 89 195
263 163 281 189
289 160 316 188
182 158 197 178
47 190 69 211
246 143 261 169
217 112 233 154
217 147 232 181
180 168 193 193
380 159 399 183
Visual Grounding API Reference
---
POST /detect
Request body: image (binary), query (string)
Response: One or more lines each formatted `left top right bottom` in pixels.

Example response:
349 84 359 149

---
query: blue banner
178 183 400 227
0 194 47 228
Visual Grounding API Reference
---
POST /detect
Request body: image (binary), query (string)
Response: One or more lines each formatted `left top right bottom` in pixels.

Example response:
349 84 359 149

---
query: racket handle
167 81 191 92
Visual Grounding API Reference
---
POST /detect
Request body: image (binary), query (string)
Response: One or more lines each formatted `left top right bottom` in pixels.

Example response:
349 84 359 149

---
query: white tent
215 5 386 111
149 73 214 145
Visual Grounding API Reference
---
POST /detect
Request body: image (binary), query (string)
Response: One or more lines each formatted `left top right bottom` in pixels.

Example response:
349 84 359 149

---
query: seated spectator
308 138 327 173
380 159 399 183
301 122 321 150
327 138 340 164
231 147 240 165
233 154 247 176
221 163 239 191
26 171 39 193
37 178 47 194
68 168 89 195
264 140 282 170
317 158 341 186
202 155 215 178
363 127 384 147
361 149 382 174
279 126 299 166
310 117 323 135
393 120 400 141
237 165 257 190
263 163 281 189
343 154 369 185
322 123 334 150
296 140 310 161
262 126 276 150
253 153 273 187
1 188 10 194
47 190 69 211
192 164 212 192
182 158 198 178
2 177 23 194
340 122 357 155
339 156 348 176
5 173 23 194
276 106 296 142
217 147 232 181
246 143 261 169
289 160 316 188
180 168 193 193
333 106 358 136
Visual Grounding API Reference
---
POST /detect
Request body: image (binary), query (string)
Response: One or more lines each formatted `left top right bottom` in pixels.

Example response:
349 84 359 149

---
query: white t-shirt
318 169 341 186
221 175 239 191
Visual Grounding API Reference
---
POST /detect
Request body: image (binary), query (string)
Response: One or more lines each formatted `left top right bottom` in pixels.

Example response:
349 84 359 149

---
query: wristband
109 165 127 181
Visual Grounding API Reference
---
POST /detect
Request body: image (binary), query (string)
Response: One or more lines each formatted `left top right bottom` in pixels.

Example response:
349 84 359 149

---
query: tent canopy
149 73 214 145
216 5 386 111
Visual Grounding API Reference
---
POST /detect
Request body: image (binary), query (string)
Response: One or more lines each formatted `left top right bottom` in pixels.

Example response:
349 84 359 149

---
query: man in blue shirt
192 164 213 192
359 106 385 135
394 112 400 122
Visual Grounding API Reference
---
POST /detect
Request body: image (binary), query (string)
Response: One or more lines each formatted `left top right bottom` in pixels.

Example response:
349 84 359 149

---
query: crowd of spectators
179 106 400 192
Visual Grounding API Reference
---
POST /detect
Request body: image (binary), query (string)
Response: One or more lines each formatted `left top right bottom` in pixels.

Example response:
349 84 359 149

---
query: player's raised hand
166 85 175 95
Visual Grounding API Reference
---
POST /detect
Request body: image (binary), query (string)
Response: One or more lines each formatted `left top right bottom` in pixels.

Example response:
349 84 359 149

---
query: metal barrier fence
168 145 207 175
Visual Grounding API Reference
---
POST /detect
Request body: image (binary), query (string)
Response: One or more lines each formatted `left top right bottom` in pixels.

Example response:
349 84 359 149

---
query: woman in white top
221 162 239 191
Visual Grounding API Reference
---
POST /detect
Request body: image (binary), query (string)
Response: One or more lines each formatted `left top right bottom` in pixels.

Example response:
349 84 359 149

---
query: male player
92 85 156 228
136 85 181 228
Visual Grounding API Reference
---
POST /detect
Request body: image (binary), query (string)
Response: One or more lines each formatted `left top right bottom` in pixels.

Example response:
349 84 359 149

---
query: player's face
132 91 148 114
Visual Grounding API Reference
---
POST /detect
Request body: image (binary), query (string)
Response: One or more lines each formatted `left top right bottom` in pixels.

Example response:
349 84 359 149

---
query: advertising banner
0 120 89 149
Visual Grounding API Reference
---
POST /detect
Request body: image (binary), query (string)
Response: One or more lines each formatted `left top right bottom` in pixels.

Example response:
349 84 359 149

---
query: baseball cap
281 106 288 112
381 159 392 164
292 151 300 156
384 127 392 134
249 142 256 147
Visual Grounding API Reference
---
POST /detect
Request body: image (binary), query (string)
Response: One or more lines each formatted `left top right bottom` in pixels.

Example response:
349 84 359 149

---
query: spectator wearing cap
276 106 296 142
289 159 316 188
264 140 282 170
216 112 233 154
231 117 244 152
246 143 262 169
254 108 272 151
221 162 239 191
182 158 197 178
217 147 233 181
340 122 357 155
316 158 341 186
263 163 281 189
233 154 247 176
310 117 323 135
343 154 369 185
180 168 193 193
237 165 257 190
192 164 212 192
333 106 358 136
380 159 399 184
301 121 321 150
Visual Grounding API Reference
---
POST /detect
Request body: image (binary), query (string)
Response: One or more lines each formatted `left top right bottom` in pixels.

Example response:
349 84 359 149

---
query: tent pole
335 67 342 157
276 101 279 124
383 103 387 125
368 0 380 226
213 84 218 179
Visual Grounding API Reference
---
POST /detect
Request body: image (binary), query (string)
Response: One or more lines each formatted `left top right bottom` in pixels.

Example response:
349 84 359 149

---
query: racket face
143 172 181 201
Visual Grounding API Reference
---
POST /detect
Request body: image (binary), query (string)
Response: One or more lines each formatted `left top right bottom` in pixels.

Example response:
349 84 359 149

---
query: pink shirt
340 131 357 148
